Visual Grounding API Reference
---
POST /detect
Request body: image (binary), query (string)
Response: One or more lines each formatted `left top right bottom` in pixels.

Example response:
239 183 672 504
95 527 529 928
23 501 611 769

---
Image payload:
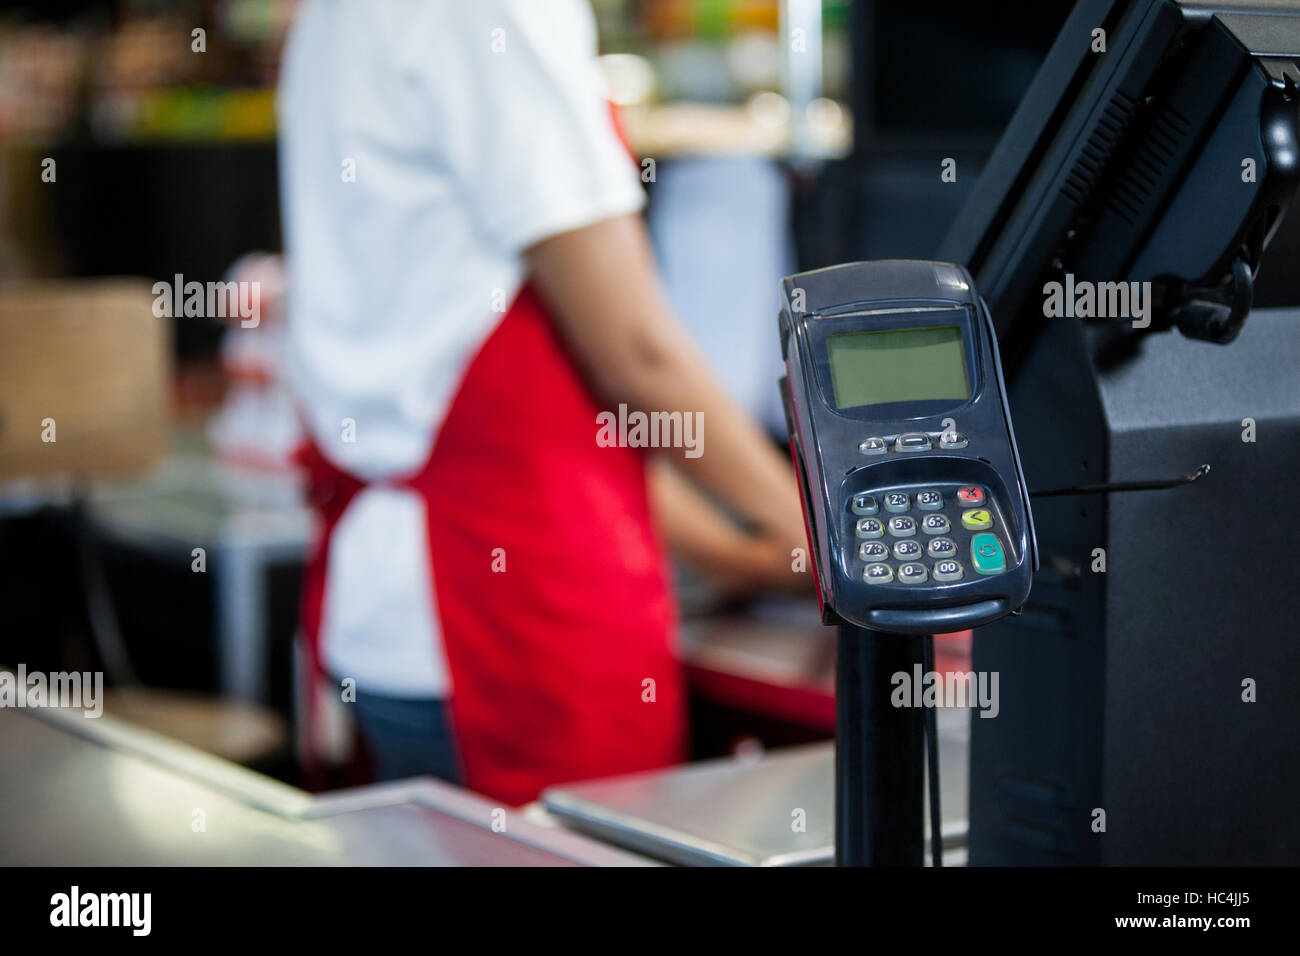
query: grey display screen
825 325 970 409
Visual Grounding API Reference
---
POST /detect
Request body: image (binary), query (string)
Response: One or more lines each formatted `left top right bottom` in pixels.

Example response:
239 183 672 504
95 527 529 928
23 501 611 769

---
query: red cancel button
957 486 985 506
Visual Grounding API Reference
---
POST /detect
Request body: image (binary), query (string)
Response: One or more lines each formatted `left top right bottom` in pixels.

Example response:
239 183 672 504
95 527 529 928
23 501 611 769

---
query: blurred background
0 0 1075 787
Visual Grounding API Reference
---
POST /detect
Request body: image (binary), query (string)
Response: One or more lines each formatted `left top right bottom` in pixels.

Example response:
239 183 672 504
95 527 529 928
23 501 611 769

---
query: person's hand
649 457 814 597
745 529 817 596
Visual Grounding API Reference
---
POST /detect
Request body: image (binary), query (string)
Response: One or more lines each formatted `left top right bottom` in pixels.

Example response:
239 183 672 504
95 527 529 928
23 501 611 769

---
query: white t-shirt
278 0 645 696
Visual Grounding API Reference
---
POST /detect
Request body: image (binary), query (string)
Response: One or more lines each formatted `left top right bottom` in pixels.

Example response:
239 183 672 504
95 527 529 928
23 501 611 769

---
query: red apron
297 286 687 805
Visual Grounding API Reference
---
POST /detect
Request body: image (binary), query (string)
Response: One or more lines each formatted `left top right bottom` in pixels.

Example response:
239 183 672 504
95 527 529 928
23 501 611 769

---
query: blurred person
279 0 807 804
208 253 302 470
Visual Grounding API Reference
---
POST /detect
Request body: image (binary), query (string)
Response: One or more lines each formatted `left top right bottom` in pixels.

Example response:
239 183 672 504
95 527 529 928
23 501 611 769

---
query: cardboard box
0 280 171 480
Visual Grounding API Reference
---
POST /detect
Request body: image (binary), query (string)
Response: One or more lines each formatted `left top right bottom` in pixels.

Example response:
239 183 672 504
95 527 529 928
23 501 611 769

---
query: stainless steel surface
0 706 654 866
544 711 969 866
32 698 315 817
547 744 832 866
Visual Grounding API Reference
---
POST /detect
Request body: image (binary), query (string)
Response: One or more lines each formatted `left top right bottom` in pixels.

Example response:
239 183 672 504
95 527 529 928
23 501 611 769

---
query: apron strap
293 439 368 788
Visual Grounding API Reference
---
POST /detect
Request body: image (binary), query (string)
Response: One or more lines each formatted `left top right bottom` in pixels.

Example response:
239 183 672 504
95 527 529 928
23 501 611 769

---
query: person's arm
647 456 810 594
526 213 807 553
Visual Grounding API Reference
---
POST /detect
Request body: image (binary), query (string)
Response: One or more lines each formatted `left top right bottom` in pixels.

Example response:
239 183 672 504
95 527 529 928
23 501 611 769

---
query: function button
927 537 958 559
961 508 994 531
971 533 1007 575
940 432 970 449
859 437 887 456
856 517 884 539
921 513 951 535
892 539 923 561
851 494 879 516
887 515 917 537
858 540 888 562
898 563 929 584
916 490 944 511
883 491 911 513
894 433 932 453
863 562 894 584
934 559 964 583
956 485 985 507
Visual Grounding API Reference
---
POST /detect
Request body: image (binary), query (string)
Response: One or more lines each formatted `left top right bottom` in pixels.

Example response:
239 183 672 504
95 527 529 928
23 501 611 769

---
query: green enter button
971 533 1007 575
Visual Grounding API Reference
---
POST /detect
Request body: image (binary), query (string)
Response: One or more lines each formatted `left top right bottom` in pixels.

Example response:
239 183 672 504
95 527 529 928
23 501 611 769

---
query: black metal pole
835 624 925 865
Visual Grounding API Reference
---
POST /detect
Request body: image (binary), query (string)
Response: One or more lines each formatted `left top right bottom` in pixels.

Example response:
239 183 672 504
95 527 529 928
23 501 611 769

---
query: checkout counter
0 430 974 867
0 698 647 867
0 610 972 866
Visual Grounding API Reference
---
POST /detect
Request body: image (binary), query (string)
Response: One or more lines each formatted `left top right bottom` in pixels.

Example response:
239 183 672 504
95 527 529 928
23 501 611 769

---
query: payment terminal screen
826 325 970 410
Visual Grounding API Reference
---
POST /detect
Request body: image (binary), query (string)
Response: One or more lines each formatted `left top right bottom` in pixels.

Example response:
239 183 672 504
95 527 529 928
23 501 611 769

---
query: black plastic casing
939 0 1300 360
779 260 1037 633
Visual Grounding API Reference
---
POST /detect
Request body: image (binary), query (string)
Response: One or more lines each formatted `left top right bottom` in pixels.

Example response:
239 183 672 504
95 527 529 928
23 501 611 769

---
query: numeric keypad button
887 515 917 537
927 537 957 559
892 539 922 561
863 562 894 584
916 490 944 510
851 494 879 516
898 563 929 584
856 518 884 539
934 560 964 582
859 541 888 562
921 513 951 535
883 492 911 513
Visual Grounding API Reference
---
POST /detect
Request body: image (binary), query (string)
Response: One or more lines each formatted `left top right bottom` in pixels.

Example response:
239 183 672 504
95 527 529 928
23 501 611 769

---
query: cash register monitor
940 0 1300 367
936 0 1300 865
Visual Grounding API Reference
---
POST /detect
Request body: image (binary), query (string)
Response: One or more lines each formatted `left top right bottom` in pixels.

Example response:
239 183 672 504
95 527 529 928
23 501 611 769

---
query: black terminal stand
835 624 925 866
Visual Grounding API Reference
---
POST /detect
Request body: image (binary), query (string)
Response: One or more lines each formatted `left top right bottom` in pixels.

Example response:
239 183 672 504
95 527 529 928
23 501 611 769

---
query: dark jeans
347 686 462 785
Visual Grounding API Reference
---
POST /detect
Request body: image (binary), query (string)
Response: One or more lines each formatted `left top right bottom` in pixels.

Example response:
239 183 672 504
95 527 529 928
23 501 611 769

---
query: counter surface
543 709 970 866
0 705 653 866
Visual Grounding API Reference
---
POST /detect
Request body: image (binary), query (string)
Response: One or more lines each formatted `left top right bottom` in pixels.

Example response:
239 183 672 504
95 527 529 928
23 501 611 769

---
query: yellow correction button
961 508 993 531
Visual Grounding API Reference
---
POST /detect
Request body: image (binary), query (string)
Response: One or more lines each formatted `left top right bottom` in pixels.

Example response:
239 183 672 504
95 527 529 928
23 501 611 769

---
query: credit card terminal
779 260 1036 633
